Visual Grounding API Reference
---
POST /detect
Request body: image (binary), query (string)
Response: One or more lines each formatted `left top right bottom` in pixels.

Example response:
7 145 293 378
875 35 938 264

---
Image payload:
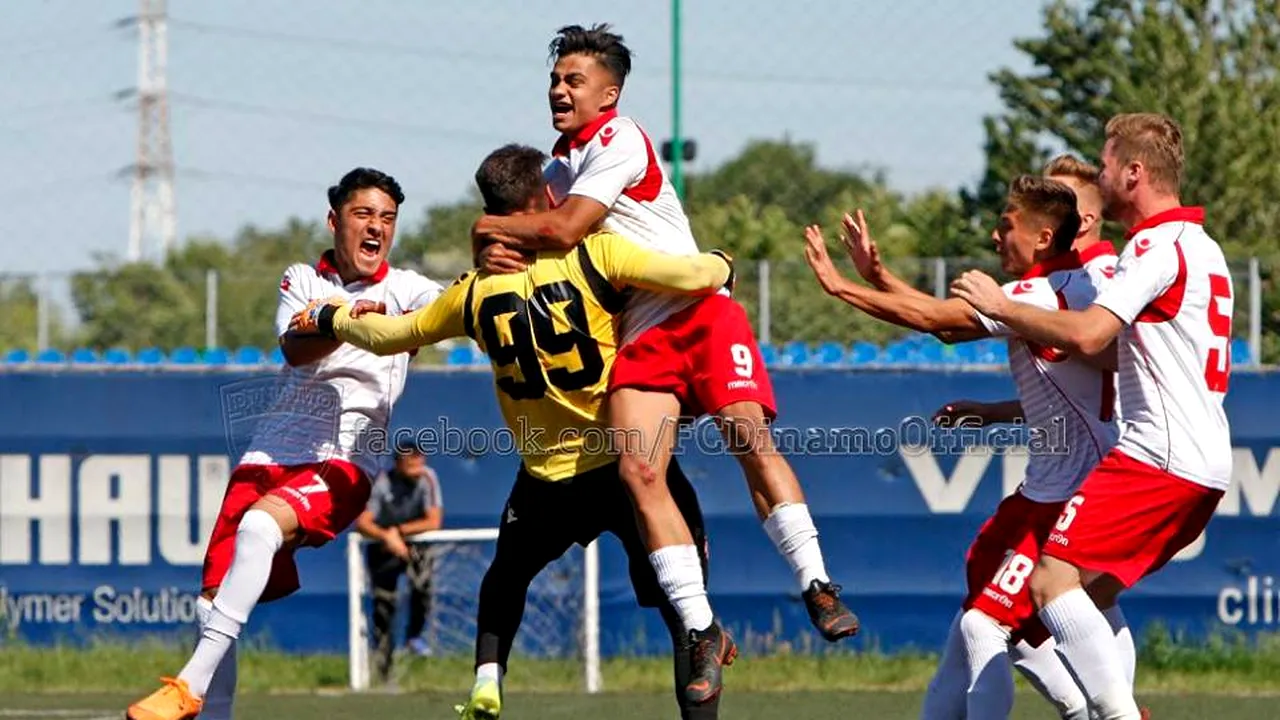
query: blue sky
0 1 1045 275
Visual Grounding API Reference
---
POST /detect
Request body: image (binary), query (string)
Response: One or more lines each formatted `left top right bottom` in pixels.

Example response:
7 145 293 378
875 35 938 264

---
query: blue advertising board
1 368 1278 656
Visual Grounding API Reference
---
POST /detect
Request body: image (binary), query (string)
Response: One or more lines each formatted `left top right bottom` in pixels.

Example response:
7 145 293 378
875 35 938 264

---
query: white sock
649 545 713 632
475 662 503 690
919 610 967 720
1102 605 1135 691
958 609 1014 719
1012 637 1089 720
196 597 238 719
762 503 829 590
179 510 283 698
1040 589 1141 720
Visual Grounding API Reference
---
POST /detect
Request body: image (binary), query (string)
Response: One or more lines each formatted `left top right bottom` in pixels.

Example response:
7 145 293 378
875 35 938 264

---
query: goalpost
346 529 601 693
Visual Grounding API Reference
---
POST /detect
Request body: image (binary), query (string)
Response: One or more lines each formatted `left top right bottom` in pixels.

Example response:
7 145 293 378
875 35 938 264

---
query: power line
168 17 516 64
176 168 327 191
168 92 508 142
167 17 985 91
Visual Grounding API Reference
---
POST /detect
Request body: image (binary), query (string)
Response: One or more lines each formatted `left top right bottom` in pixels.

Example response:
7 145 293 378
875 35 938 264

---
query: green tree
71 220 332 351
0 277 69 353
976 0 1280 358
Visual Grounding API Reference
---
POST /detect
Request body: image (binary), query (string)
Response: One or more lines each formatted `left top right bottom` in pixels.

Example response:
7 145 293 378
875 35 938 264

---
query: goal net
345 529 600 692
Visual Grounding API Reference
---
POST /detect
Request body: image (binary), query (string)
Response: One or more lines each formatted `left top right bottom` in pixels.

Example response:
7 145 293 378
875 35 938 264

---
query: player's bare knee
248 495 301 546
1029 557 1080 609
715 402 770 455
618 454 666 497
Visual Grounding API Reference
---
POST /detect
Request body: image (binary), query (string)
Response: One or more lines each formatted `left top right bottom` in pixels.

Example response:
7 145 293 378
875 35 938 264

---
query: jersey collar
1021 250 1083 280
1021 239 1118 280
316 249 389 285
1125 207 1205 240
552 108 619 157
1077 240 1117 265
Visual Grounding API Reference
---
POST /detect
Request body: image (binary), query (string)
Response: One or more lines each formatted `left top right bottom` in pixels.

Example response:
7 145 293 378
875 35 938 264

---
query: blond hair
1104 113 1184 193
1043 154 1100 188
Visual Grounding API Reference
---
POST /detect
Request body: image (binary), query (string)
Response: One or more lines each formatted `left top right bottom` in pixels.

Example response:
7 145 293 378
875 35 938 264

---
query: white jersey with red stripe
237 251 443 480
975 243 1120 503
1092 207 1234 491
545 109 723 344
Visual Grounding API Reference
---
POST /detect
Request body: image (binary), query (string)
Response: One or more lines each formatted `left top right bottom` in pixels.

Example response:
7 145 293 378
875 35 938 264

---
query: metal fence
1 254 1267 366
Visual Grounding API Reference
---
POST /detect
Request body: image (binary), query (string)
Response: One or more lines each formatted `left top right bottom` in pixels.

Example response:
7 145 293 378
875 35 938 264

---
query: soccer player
293 144 735 719
125 168 444 720
470 24 858 700
951 113 1233 720
803 175 1118 720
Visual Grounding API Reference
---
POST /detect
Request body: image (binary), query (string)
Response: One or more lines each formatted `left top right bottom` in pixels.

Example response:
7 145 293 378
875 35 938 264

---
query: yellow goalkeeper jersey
330 231 731 481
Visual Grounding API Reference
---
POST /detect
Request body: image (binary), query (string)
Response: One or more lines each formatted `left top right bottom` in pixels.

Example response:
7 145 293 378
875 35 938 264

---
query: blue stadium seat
234 346 266 365
36 348 65 364
880 341 914 365
270 347 285 364
202 348 230 365
813 341 845 365
954 342 981 364
781 341 809 366
103 347 132 365
136 347 166 365
848 341 878 365
5 348 31 364
916 337 945 365
759 343 778 366
1231 337 1251 366
170 346 199 365
446 346 475 366
71 348 100 364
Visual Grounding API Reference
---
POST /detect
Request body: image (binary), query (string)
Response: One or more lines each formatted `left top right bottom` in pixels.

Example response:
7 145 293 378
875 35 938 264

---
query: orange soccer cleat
125 677 203 720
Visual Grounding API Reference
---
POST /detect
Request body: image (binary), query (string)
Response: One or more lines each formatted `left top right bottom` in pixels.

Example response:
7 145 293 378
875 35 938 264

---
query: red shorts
964 492 1065 642
201 460 371 602
609 294 777 418
1043 449 1224 588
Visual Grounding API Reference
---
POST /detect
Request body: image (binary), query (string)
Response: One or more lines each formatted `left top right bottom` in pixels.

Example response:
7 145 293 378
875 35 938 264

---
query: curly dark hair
548 23 632 86
327 167 404 210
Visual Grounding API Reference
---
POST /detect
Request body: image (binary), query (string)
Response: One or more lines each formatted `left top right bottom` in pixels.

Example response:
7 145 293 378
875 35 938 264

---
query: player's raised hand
951 270 1006 316
477 242 529 275
840 210 885 283
803 224 846 295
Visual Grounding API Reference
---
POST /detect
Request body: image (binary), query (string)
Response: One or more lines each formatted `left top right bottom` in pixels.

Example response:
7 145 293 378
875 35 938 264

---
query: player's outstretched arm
840 210 932 300
951 270 1123 356
292 282 470 356
473 195 608 253
803 224 988 339
589 233 731 294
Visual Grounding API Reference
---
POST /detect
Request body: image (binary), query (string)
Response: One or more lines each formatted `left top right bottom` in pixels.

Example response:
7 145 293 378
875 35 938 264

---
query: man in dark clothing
355 444 443 682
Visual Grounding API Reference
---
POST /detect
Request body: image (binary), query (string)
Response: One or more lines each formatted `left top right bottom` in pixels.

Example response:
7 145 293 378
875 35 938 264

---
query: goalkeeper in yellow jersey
290 144 733 720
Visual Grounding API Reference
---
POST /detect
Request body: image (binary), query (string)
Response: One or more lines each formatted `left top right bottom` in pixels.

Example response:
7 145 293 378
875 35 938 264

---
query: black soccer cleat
802 579 860 641
684 620 737 705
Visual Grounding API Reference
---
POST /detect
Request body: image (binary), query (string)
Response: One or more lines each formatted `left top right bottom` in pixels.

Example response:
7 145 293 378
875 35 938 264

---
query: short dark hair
475 144 547 215
549 23 632 86
1005 175 1081 253
327 167 405 211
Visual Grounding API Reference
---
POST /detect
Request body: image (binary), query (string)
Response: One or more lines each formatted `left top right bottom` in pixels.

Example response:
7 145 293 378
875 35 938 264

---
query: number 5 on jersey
1204 273 1233 393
